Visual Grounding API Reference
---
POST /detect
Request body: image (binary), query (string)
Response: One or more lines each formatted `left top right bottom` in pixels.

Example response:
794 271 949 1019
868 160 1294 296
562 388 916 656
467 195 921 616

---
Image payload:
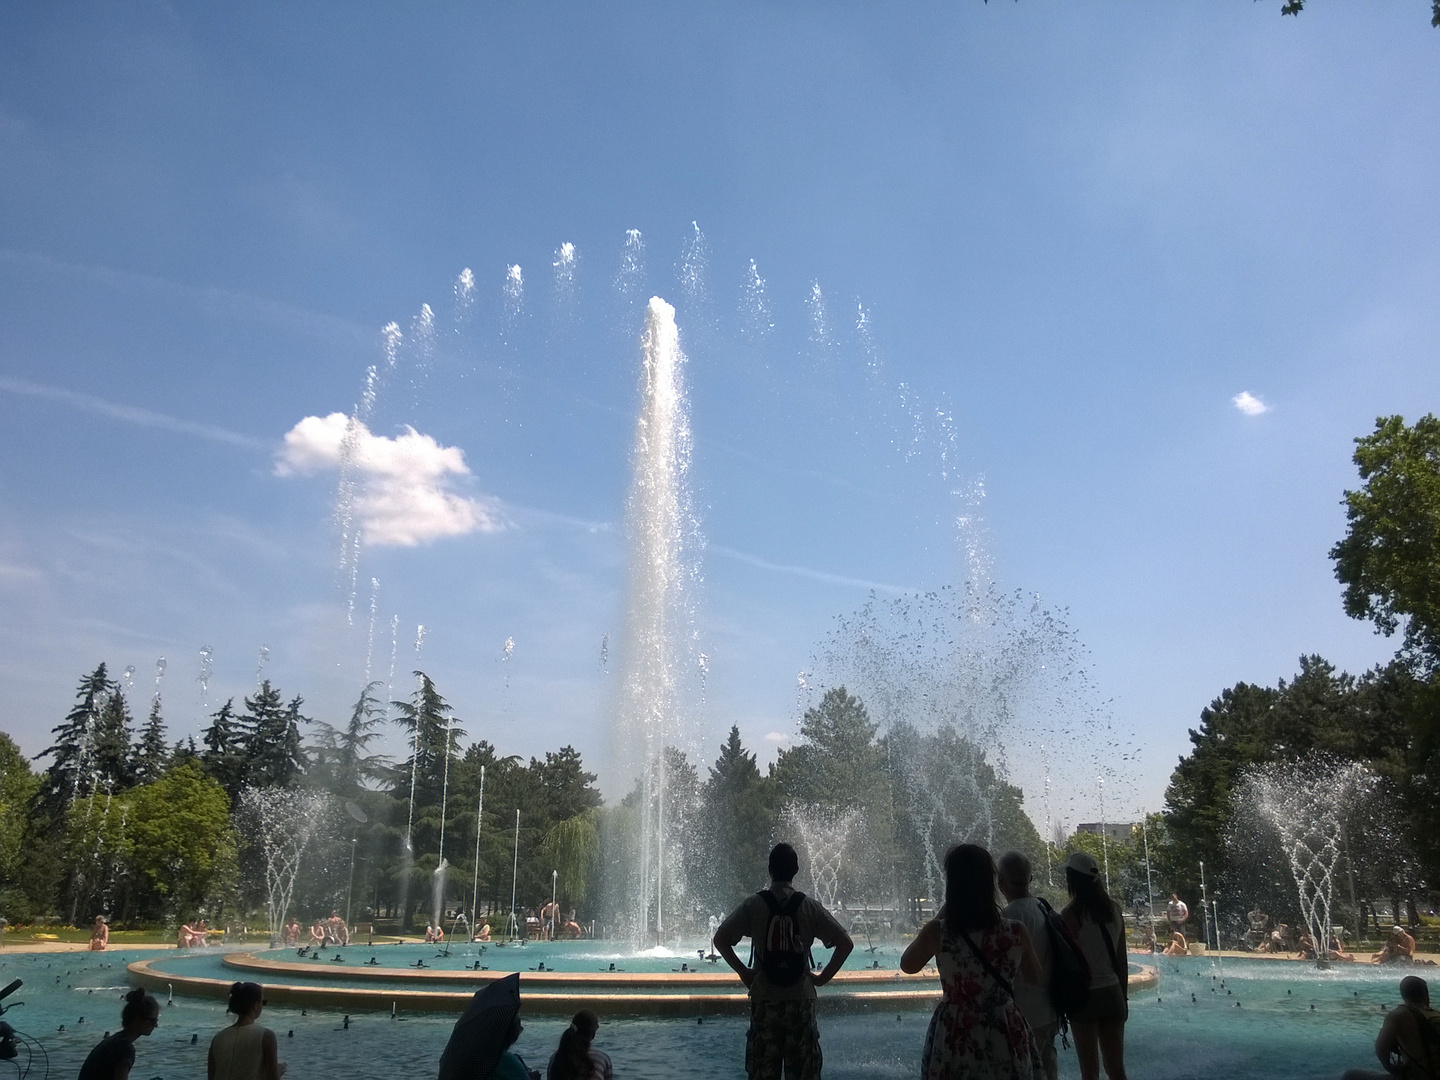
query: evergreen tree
131 697 170 785
201 699 248 800
35 664 114 822
704 726 779 905
241 682 308 789
90 687 134 792
391 673 464 811
310 682 388 797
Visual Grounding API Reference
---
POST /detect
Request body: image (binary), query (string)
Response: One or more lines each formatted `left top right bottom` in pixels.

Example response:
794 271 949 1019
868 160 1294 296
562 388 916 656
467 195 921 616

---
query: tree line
1155 414 1440 932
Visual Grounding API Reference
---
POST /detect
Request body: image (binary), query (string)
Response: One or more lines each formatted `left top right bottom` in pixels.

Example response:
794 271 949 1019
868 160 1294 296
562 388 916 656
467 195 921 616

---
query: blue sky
2 2 1437 830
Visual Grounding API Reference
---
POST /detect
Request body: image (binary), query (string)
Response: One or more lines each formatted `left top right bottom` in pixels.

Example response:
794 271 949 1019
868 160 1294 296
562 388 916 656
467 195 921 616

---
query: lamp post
344 800 369 928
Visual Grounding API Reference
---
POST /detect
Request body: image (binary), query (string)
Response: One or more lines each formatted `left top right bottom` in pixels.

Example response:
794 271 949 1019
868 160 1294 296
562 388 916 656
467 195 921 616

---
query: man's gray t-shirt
1001 896 1055 1028
716 882 847 1001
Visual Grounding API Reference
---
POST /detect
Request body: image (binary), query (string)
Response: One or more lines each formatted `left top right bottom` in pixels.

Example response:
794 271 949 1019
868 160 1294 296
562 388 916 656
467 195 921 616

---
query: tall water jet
617 297 701 944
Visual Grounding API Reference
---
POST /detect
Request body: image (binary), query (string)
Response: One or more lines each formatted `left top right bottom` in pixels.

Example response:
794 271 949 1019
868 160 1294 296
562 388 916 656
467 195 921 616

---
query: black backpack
757 890 812 987
1035 897 1091 1018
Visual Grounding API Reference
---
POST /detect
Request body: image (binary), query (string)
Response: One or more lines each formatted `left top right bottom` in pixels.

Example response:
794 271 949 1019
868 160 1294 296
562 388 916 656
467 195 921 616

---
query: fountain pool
0 949 1420 1079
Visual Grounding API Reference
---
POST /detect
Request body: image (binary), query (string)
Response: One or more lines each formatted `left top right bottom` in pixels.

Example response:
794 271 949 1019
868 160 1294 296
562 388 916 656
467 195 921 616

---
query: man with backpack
713 842 854 1080
1341 976 1440 1080
998 851 1061 1080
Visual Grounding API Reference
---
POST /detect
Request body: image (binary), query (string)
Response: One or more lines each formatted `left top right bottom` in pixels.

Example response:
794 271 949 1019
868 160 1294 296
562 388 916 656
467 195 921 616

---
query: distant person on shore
902 844 1043 1080
1374 927 1417 965
1330 934 1359 963
540 900 560 940
89 915 109 951
1166 894 1189 935
1299 930 1317 959
997 851 1059 1080
208 981 286 1080
560 910 583 939
282 916 300 947
713 841 854 1080
1339 975 1440 1080
308 919 325 948
1258 923 1288 954
178 921 200 948
326 909 349 946
474 920 492 942
77 987 159 1080
1062 853 1129 1080
1162 932 1187 957
547 1009 612 1080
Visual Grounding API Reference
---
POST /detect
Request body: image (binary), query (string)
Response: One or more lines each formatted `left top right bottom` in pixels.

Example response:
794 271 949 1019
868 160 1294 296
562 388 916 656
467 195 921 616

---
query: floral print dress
921 919 1042 1080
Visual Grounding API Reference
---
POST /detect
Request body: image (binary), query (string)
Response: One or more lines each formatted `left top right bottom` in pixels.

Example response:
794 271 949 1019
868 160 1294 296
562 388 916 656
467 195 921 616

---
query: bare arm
1374 1009 1405 1073
261 1027 287 1080
812 928 853 987
713 922 753 988
1014 923 1043 985
900 920 942 974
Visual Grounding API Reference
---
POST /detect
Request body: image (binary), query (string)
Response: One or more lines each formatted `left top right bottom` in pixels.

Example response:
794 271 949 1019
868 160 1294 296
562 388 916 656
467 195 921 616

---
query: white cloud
1232 391 1269 416
276 413 504 546
763 731 789 745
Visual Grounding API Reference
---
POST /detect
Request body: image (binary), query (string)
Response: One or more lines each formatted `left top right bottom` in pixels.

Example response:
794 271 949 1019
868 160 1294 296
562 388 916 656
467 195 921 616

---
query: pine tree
131 697 170 785
35 664 114 822
310 682 387 797
391 672 465 845
705 726 778 904
200 698 248 800
242 681 308 789
90 687 134 791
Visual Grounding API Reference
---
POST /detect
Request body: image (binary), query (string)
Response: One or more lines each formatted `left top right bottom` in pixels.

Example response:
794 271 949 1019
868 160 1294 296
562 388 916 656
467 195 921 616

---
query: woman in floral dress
901 844 1045 1080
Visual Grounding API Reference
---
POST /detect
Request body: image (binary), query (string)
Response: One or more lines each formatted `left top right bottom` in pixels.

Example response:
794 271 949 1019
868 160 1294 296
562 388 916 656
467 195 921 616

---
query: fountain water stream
616 297 701 944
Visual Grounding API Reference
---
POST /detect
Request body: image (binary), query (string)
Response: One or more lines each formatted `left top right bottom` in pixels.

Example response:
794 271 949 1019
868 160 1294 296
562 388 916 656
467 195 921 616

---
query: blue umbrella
437 973 522 1080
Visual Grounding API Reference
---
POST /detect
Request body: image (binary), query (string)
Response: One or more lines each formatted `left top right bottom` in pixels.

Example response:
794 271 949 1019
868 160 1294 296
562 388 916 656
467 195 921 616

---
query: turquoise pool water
0 948 1422 1079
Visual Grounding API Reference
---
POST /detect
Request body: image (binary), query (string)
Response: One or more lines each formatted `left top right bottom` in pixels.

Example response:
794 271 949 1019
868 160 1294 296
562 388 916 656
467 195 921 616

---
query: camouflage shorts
746 997 823 1080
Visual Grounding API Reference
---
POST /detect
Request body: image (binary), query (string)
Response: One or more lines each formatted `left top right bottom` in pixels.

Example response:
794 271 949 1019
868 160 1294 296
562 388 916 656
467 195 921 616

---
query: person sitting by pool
1374 926 1418 965
560 910 583 939
474 920 492 942
1163 930 1188 956
1258 923 1288 954
326 910 349 946
1330 933 1359 963
282 916 300 947
89 915 109 951
308 919 326 948
1339 975 1440 1080
178 921 200 948
1137 921 1157 953
425 922 445 944
1299 930 1318 959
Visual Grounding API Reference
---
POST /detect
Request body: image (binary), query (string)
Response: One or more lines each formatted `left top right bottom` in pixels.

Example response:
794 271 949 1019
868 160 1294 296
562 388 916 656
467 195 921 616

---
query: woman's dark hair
941 844 999 935
549 1010 599 1080
226 981 264 1016
121 987 157 1026
1065 867 1118 926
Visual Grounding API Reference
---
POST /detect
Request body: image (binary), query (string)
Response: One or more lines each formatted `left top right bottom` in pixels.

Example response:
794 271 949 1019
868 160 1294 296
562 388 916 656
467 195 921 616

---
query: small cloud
763 731 789 745
276 413 504 546
1232 391 1269 416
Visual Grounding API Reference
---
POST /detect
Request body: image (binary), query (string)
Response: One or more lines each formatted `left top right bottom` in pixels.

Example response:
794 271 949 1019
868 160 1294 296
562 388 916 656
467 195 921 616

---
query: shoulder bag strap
957 926 1016 1000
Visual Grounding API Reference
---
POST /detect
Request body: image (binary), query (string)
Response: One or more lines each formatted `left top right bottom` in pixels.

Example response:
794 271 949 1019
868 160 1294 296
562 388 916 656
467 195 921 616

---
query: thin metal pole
1142 812 1156 952
509 808 521 939
346 833 358 925
551 869 558 940
1200 860 1210 958
470 765 485 934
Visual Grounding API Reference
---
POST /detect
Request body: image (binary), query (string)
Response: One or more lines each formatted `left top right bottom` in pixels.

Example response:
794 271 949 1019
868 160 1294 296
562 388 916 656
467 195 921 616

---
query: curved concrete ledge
219 951 938 990
131 956 1162 1017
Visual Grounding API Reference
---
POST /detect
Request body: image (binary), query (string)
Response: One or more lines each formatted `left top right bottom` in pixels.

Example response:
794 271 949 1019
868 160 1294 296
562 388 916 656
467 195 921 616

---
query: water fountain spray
508 808 521 939
470 764 485 932
616 297 701 944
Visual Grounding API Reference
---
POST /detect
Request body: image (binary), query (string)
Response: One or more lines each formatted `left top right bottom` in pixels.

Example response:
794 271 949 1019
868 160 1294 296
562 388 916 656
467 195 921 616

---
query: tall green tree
703 726 778 906
242 682 309 789
1331 414 1440 675
200 699 248 801
36 664 114 821
130 697 170 786
0 733 42 921
309 682 388 797
90 688 134 792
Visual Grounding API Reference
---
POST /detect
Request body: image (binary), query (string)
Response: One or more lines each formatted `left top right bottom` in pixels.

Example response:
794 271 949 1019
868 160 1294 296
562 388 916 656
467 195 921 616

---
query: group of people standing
712 841 1130 1080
